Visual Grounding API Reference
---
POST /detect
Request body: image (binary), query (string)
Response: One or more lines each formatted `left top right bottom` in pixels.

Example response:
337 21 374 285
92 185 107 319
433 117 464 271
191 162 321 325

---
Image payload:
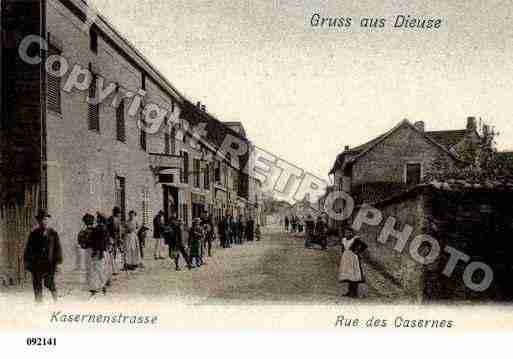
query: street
2 226 404 305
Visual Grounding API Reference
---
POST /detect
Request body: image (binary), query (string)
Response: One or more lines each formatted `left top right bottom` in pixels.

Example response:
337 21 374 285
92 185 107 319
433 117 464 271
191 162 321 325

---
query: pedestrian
338 231 367 298
82 213 109 297
233 215 240 245
123 210 141 271
284 216 289 232
315 216 328 250
168 218 192 271
247 216 255 242
153 210 166 260
224 214 232 248
238 215 245 244
218 215 226 249
189 218 203 267
255 223 261 241
24 209 63 303
137 226 149 268
202 214 215 258
107 207 123 275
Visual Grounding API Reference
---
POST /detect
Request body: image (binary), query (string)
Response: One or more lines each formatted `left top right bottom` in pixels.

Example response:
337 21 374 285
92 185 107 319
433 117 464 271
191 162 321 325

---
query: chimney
483 124 490 138
413 121 425 132
344 145 350 151
201 105 206 112
467 117 476 132
196 101 201 108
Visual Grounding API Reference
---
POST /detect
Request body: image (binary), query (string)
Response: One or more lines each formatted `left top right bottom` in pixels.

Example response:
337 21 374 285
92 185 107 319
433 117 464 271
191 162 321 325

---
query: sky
89 0 513 181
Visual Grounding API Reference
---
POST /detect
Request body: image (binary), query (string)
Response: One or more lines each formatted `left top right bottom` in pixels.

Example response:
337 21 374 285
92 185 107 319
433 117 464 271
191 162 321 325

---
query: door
163 185 179 222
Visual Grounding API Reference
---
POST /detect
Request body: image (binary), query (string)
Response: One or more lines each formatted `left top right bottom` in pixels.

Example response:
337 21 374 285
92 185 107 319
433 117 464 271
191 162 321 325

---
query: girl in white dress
338 234 364 297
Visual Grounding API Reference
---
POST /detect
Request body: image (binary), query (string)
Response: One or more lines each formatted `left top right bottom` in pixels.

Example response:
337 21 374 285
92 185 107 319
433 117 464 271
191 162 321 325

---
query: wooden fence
0 185 39 287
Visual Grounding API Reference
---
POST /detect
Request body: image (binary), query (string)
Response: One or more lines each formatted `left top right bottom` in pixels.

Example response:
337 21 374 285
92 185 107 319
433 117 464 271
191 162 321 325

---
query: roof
329 120 467 174
495 151 513 162
425 130 467 150
180 100 250 170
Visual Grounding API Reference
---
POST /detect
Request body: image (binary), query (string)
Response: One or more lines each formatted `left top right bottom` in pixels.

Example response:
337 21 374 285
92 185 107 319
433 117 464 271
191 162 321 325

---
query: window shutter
165 132 170 154
88 73 100 131
139 111 147 151
116 99 126 142
47 46 61 113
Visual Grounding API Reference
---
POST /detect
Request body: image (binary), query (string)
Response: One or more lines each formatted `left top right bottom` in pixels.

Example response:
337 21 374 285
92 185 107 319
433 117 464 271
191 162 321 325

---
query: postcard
1 0 513 356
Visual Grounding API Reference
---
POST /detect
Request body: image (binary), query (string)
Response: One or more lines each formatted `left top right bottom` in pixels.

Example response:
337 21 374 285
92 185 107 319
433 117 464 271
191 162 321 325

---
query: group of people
283 215 303 233
216 214 261 248
23 206 263 303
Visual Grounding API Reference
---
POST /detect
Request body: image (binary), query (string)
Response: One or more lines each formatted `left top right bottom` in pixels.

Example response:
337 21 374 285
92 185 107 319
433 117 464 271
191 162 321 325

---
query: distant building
329 117 483 204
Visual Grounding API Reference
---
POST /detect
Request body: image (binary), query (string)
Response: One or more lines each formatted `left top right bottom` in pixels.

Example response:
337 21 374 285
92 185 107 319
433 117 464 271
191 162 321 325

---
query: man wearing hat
153 210 166 260
24 209 63 303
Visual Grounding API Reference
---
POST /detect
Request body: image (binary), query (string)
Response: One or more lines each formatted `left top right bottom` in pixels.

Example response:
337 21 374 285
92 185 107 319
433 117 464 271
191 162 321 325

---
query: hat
96 213 108 225
36 209 51 221
82 213 95 226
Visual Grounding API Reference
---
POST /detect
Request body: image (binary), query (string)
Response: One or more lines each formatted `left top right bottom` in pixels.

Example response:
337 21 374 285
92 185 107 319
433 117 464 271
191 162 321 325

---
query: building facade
0 0 263 273
329 118 482 204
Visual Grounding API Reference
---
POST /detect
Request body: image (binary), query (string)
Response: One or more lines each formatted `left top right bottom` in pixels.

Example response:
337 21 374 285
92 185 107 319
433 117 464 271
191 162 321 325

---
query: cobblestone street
2 226 405 305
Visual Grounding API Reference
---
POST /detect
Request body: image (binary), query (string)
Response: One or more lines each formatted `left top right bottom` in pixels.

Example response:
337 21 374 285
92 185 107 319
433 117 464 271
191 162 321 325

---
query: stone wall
353 186 513 302
353 190 426 302
424 190 513 301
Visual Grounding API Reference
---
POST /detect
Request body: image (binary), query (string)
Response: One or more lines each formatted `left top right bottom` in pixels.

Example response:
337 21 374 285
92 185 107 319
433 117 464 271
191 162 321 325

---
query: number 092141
26 337 57 346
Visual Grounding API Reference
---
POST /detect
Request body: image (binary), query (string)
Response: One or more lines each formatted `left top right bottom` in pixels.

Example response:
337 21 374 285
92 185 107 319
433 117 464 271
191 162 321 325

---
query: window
214 160 221 182
181 151 189 184
204 163 210 190
223 164 228 188
405 163 422 185
193 159 201 188
116 99 126 142
47 45 62 114
170 127 177 154
165 131 170 154
88 72 100 131
139 111 147 151
115 176 126 222
90 29 98 54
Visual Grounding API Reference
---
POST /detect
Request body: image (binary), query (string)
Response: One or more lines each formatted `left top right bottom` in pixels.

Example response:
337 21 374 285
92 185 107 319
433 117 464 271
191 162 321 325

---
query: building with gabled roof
329 117 482 204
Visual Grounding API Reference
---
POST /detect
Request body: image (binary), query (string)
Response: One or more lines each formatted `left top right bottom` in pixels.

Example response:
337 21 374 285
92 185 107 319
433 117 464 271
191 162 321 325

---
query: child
255 223 261 241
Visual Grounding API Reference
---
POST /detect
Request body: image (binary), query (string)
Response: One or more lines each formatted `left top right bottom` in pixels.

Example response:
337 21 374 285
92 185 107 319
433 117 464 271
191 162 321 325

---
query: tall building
0 0 262 273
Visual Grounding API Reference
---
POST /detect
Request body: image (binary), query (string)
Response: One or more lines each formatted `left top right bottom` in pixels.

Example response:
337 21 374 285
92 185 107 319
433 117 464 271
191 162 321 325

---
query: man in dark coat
107 207 123 274
218 216 226 248
163 218 191 271
247 217 255 242
24 209 63 303
153 210 165 260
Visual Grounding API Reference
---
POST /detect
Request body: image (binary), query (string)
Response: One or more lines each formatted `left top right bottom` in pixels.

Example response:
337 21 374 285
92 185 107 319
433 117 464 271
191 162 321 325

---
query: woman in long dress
338 233 365 298
123 210 141 270
83 213 109 297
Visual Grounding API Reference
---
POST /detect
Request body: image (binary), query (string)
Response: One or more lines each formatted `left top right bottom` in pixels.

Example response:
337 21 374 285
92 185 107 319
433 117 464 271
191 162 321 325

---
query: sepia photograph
1 1 513 351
